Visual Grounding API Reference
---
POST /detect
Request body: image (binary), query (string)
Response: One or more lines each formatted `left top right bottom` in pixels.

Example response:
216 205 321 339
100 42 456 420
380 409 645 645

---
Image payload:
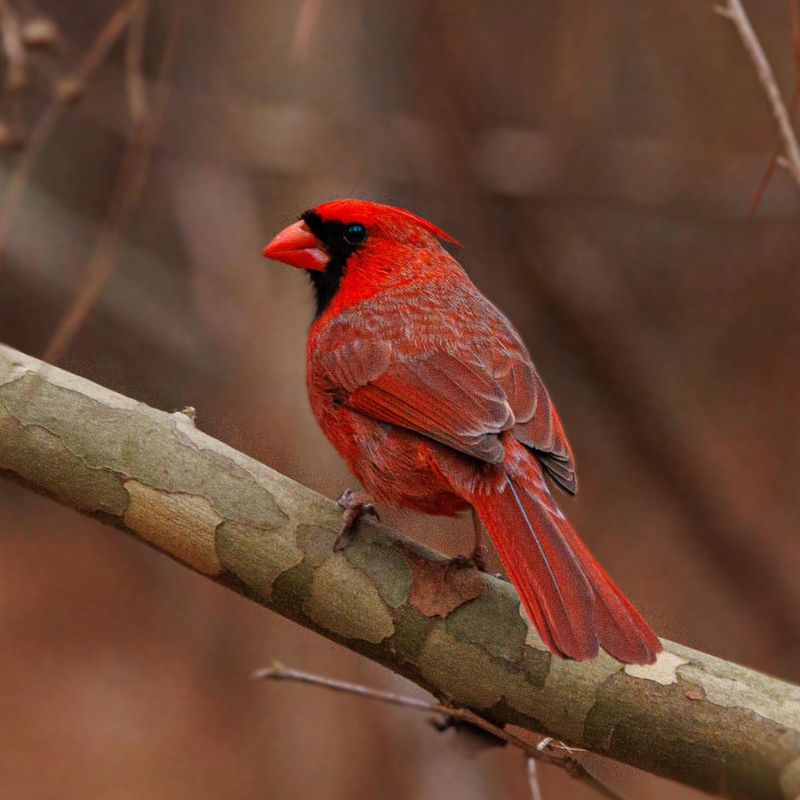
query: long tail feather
471 463 660 664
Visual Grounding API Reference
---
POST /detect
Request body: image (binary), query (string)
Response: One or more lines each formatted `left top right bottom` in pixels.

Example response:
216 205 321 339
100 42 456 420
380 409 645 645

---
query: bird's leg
445 510 489 573
468 509 490 571
334 489 380 551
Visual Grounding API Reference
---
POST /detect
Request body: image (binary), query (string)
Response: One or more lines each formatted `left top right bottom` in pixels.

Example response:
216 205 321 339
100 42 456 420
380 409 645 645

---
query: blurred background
1 1 799 798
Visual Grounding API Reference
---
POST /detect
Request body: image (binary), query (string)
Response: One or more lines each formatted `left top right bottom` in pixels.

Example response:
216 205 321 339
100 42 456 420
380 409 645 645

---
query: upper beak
262 220 328 271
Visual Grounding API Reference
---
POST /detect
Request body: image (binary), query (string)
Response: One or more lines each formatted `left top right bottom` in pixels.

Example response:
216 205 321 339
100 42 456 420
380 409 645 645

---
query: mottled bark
1 342 798 800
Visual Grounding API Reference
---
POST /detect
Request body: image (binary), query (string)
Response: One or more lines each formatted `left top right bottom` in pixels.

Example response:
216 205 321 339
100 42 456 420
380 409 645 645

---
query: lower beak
262 220 328 271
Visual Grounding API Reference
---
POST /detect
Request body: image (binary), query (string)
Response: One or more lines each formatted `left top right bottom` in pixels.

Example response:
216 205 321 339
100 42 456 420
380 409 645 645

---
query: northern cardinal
263 199 660 664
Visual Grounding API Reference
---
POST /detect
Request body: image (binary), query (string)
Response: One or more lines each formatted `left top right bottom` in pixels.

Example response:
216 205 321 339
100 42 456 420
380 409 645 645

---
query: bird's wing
492 354 577 493
320 341 513 463
321 339 577 489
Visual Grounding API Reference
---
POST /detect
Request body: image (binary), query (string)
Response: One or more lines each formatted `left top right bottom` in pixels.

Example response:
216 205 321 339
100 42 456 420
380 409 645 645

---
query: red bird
263 199 661 664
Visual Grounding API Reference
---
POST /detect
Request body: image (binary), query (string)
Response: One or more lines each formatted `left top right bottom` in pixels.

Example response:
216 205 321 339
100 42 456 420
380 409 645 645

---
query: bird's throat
307 257 346 320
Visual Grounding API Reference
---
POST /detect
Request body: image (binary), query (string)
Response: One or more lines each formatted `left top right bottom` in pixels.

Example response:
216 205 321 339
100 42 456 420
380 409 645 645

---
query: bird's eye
343 223 367 245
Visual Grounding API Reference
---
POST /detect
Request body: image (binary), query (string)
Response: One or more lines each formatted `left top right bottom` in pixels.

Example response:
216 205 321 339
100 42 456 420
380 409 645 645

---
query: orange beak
262 220 328 271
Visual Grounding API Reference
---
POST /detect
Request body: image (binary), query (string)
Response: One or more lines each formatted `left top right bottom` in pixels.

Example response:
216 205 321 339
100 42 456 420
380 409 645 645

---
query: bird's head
263 199 459 318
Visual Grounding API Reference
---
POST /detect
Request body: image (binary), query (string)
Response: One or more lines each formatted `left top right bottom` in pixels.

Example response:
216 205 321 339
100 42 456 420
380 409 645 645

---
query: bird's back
309 253 524 371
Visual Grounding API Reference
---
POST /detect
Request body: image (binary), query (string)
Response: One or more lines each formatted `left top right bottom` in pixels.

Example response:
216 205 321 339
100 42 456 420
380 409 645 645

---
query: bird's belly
316 405 469 516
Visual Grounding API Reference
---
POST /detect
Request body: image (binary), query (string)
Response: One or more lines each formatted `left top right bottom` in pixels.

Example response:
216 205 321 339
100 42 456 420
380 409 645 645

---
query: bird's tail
470 462 660 664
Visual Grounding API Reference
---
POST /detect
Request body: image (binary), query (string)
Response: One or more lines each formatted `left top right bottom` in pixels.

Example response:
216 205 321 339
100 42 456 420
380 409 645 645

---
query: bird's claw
444 542 489 574
470 542 489 573
334 489 379 551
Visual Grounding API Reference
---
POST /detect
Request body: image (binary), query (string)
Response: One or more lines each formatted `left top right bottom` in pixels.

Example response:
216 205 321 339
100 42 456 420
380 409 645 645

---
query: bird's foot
334 489 380 551
445 542 489 574
470 542 489 573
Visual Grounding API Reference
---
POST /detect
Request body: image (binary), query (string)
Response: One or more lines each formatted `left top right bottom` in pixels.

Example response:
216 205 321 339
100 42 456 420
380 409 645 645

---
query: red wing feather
325 347 515 463
492 355 577 493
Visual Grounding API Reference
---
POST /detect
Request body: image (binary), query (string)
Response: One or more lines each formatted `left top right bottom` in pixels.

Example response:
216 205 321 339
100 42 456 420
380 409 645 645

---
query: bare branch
43 0 189 363
0 0 27 148
717 0 800 188
252 662 625 800
125 0 150 125
290 0 322 63
0 0 145 272
528 758 543 800
747 0 800 214
0 0 26 90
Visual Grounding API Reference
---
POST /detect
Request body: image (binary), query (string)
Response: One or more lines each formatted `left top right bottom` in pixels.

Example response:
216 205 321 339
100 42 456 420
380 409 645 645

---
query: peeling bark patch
216 520 303 601
123 480 222 575
518 602 549 652
677 658 800 730
295 523 338 567
625 650 688 685
0 357 28 384
303 555 394 644
269 561 316 617
345 542 412 608
417 625 507 708
0 373 287 531
584 675 725 787
406 552 483 617
584 672 800 799
519 645 551 689
445 586 527 662
536 650 621 744
0 360 138 413
390 606 433 661
0 415 129 515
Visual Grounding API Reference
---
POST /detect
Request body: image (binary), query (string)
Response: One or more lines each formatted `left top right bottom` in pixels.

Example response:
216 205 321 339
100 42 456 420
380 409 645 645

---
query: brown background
1 1 799 798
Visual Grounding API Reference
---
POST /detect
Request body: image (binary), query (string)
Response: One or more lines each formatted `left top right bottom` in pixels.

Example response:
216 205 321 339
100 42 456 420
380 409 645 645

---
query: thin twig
252 662 626 800
0 0 144 271
527 758 543 800
125 0 149 124
0 0 28 86
0 0 26 90
717 0 800 188
747 80 799 214
290 0 322 62
747 0 800 214
43 0 188 363
0 0 26 146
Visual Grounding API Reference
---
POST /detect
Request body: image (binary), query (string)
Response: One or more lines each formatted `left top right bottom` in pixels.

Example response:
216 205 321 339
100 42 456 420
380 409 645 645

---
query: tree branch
1 342 799 800
717 0 800 189
42 0 188 363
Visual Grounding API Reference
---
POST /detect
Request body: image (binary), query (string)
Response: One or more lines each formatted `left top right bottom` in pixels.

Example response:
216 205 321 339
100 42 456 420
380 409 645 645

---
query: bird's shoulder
315 276 523 359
